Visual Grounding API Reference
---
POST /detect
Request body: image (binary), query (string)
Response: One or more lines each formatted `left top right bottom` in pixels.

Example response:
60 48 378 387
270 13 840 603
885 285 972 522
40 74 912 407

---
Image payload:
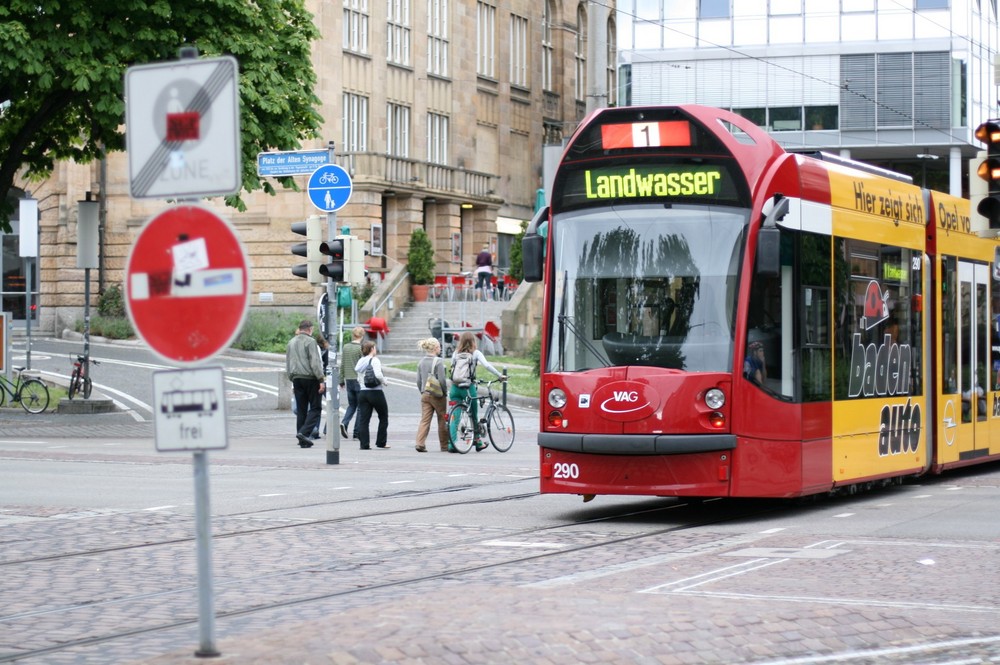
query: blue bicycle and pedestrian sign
307 164 353 212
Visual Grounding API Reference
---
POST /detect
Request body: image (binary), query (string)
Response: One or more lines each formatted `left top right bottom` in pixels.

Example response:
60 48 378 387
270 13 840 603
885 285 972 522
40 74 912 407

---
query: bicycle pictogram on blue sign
307 164 353 212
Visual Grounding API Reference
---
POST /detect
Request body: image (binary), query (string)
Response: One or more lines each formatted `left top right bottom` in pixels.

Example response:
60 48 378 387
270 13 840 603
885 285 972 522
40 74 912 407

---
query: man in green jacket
286 320 326 448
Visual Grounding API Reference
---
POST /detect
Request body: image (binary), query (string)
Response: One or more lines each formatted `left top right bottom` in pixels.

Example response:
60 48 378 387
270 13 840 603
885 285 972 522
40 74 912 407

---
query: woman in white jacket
354 340 389 449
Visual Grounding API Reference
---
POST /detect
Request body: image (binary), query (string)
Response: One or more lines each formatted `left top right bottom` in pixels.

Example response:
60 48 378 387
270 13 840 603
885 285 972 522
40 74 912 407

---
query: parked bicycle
0 366 50 414
447 374 515 453
68 354 99 400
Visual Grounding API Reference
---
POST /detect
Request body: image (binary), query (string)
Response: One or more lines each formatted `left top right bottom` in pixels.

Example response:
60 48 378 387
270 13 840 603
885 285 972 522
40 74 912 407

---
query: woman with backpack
354 340 389 450
449 331 505 452
414 338 449 452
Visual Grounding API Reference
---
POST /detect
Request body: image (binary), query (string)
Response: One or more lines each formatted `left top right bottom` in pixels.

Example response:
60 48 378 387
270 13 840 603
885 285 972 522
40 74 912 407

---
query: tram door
956 261 990 455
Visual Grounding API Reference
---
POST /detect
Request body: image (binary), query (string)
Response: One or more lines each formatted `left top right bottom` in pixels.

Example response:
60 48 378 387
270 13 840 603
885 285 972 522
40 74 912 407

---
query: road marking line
144 505 176 511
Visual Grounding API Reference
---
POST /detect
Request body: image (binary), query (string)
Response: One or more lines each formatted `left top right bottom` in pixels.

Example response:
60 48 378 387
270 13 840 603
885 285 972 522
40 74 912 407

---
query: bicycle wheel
68 367 81 400
18 378 50 414
83 376 93 399
487 404 515 452
448 403 475 454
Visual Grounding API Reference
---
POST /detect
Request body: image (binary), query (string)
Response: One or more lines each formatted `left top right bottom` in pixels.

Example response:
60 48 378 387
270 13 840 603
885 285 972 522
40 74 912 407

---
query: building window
734 107 766 126
427 0 449 77
343 0 369 54
477 1 496 78
427 112 449 165
700 0 729 18
542 0 554 92
387 0 411 66
510 14 529 88
770 106 802 131
387 103 410 158
806 105 839 130
342 93 369 152
575 4 587 102
915 0 948 7
841 52 950 131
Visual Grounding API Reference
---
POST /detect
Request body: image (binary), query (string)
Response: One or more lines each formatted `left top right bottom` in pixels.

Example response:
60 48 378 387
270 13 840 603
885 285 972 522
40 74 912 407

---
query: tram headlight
548 388 567 409
705 388 725 410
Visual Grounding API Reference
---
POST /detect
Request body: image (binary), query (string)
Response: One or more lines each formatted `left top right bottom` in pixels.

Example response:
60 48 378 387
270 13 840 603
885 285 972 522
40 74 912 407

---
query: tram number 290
553 462 580 479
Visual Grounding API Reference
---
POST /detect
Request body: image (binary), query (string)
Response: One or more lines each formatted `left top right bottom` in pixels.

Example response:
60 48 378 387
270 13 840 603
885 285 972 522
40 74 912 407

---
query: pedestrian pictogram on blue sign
307 164 353 212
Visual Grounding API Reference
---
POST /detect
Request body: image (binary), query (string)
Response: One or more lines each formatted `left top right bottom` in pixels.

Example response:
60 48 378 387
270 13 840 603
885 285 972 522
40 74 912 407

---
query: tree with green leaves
0 0 323 232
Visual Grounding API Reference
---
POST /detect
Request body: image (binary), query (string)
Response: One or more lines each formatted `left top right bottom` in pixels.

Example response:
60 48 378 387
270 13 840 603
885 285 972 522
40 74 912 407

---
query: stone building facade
2 0 617 334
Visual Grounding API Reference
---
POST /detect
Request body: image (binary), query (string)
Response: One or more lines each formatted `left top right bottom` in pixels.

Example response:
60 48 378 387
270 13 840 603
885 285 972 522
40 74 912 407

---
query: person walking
355 340 389 450
339 326 365 439
474 244 493 301
311 335 331 438
448 331 505 452
286 320 325 448
414 337 449 452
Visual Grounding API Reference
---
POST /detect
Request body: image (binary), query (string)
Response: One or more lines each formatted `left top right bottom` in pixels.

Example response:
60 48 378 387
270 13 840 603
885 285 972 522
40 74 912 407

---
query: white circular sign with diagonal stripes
126 55 241 199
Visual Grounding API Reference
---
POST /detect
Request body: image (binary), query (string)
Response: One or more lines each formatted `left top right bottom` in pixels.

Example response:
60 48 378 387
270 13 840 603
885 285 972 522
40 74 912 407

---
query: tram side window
800 234 832 402
993 268 1000 393
941 256 958 393
834 239 922 401
746 248 787 398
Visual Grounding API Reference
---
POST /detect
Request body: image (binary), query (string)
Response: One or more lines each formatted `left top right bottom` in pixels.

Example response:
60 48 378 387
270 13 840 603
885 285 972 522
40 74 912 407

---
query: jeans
341 379 360 435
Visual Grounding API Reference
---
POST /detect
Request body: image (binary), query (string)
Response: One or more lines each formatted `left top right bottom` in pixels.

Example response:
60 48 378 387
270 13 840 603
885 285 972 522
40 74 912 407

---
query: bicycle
68 354 99 400
0 366 51 414
447 374 515 454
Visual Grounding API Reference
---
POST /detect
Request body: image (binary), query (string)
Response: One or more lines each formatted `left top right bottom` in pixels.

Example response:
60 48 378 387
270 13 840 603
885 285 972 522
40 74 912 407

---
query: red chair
449 275 466 300
482 321 503 355
432 275 449 301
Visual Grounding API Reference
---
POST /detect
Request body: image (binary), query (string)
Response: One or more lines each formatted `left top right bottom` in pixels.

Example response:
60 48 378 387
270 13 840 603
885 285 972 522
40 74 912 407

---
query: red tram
521 104 1000 499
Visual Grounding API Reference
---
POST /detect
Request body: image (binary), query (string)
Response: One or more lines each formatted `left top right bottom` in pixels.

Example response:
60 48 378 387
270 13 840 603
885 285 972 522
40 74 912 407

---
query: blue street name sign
307 164 353 212
256 149 331 177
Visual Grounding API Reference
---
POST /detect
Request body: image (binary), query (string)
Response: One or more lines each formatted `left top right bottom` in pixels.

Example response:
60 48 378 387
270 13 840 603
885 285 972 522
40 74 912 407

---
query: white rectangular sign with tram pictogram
125 55 241 199
153 367 228 452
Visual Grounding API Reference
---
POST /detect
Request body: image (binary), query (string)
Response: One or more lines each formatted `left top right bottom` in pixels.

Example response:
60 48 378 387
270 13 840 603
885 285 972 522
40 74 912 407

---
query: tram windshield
547 205 749 372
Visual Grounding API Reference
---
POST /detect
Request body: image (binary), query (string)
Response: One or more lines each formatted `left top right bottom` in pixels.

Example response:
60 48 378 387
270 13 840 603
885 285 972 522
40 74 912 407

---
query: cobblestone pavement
2 406 1000 664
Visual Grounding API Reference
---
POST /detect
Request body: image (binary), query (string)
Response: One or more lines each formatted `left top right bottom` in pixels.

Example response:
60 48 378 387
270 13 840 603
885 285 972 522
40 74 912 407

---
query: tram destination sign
558 162 743 209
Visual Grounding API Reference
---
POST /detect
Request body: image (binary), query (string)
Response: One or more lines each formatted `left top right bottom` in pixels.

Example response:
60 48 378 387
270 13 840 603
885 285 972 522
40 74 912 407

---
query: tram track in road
0 495 783 663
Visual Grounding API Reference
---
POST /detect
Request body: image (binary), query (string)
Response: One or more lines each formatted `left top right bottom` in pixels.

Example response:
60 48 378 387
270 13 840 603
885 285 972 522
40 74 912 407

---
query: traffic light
345 236 368 285
290 216 323 285
319 237 346 281
975 120 1000 228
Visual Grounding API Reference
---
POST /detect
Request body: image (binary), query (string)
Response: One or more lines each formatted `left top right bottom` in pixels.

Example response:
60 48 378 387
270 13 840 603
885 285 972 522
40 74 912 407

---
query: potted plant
406 228 436 301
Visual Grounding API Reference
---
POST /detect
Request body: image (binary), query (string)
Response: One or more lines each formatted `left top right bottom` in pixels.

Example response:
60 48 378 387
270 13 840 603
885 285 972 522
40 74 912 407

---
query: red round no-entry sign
125 205 250 365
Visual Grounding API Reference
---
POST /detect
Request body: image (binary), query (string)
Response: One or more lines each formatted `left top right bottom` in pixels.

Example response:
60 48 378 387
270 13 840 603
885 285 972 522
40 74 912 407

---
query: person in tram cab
744 341 766 386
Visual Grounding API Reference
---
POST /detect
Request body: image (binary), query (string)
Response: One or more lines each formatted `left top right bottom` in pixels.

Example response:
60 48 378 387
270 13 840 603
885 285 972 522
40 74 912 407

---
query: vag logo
591 381 659 421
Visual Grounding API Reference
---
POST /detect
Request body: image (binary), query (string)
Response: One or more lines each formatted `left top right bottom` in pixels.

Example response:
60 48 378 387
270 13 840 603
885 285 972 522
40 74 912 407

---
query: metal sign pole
326 141 340 465
192 450 219 657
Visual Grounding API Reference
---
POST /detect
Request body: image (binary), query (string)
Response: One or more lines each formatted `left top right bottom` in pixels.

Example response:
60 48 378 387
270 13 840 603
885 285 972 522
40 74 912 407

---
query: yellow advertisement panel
828 168 926 249
832 314 926 483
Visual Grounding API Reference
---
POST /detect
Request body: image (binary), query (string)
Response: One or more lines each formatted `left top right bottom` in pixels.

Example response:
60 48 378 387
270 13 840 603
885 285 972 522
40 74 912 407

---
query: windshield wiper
557 271 610 370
